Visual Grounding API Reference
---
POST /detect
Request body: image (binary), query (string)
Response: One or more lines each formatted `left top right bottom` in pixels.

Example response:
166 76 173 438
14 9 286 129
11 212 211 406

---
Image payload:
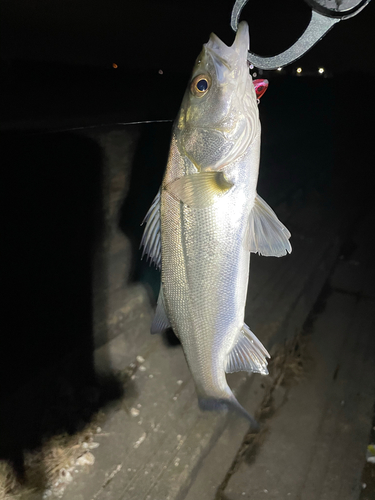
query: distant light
249 64 254 69
112 63 118 69
296 67 302 74
252 72 257 78
158 69 163 75
277 67 282 71
318 67 325 74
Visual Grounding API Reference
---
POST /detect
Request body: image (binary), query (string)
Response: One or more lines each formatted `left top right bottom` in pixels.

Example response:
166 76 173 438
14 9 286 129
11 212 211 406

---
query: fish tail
198 393 259 431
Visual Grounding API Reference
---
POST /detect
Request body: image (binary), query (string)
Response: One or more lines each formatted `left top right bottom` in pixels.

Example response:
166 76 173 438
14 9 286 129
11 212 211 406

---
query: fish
141 21 291 427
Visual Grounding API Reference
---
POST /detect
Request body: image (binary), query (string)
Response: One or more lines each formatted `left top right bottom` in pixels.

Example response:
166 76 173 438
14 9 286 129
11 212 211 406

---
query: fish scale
161 140 255 400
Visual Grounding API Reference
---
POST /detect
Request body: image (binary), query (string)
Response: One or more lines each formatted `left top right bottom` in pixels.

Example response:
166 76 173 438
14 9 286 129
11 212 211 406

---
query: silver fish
141 21 291 425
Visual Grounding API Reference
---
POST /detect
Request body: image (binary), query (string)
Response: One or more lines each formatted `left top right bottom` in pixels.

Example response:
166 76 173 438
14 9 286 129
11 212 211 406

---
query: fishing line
5 119 174 136
58 119 173 133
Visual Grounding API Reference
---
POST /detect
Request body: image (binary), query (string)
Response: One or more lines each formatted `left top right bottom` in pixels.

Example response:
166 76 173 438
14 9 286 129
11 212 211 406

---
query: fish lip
205 21 249 62
234 21 250 52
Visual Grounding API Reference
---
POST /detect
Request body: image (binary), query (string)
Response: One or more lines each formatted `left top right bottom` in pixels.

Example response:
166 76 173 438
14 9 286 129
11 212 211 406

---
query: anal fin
226 324 270 375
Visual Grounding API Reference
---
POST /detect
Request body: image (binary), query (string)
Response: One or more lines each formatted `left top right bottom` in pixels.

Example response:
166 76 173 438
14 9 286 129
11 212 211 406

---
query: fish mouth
205 46 232 71
205 21 249 68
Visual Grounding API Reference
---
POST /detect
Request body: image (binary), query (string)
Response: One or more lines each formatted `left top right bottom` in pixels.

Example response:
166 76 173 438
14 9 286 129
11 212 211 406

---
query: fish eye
191 74 211 97
197 79 208 92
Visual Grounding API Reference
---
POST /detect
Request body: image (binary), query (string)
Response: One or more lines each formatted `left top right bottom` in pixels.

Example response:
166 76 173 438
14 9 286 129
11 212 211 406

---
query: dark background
1 0 375 127
1 0 375 73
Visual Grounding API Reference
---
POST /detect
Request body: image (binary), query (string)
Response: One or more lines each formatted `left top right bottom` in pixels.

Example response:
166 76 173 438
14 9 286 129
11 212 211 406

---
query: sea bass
141 21 291 425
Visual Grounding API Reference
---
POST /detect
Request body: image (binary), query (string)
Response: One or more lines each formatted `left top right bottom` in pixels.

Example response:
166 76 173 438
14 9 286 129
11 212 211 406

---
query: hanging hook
231 0 372 70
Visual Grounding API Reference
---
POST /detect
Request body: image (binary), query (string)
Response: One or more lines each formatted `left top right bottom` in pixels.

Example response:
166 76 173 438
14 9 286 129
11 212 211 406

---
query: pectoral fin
140 189 161 269
151 285 171 334
166 172 233 208
246 194 292 257
226 324 270 375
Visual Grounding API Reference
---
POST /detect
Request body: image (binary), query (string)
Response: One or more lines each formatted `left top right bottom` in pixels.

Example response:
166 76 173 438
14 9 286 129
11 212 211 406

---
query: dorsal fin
140 189 161 269
226 324 270 375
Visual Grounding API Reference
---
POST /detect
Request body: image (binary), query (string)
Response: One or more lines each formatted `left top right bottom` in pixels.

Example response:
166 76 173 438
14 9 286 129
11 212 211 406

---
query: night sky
2 0 375 74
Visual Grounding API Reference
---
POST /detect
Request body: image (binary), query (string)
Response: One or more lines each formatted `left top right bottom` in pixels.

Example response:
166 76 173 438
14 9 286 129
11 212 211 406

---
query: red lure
253 79 269 100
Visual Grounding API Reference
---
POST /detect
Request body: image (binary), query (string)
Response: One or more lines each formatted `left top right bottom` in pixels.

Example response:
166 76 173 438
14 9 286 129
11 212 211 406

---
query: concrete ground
187 208 375 500
31 204 372 500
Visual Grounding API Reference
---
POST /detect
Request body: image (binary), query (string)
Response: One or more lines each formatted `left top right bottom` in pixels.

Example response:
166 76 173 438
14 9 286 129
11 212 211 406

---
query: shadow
0 131 123 484
119 121 172 300
162 328 181 346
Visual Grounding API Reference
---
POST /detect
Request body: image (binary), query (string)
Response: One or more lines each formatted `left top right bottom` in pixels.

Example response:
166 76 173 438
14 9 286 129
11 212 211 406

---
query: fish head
176 21 260 171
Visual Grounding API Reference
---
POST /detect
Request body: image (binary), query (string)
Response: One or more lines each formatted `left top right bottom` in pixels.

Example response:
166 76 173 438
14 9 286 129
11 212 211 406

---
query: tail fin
198 394 259 432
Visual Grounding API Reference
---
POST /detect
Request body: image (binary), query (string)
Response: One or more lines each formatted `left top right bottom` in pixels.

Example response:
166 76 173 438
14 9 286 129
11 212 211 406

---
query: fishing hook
231 0 372 69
